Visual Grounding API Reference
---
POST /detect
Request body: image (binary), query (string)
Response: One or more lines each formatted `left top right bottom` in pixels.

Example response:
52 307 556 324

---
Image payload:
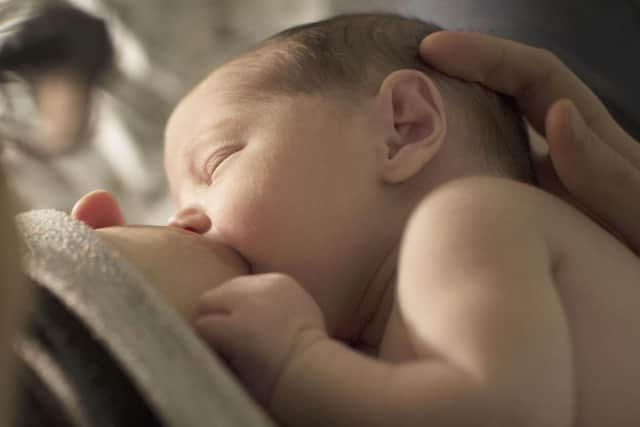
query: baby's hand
195 273 327 406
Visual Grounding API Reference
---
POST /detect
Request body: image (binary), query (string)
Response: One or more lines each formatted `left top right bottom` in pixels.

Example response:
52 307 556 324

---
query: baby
93 13 640 427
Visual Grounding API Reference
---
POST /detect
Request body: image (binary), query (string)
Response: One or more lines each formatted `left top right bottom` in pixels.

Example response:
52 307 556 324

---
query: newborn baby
82 13 640 427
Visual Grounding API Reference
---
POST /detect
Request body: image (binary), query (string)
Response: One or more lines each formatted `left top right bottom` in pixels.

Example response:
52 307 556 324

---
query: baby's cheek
210 160 315 272
211 190 282 265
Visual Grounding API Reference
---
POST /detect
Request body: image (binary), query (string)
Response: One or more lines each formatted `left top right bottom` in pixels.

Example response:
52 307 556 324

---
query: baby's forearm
269 336 486 427
269 336 391 426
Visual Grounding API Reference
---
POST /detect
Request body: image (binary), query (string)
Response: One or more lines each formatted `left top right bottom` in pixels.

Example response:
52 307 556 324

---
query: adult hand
420 32 640 254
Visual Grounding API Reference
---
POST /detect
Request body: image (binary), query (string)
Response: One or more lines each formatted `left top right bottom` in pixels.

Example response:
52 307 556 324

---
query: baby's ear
71 190 125 229
376 69 447 184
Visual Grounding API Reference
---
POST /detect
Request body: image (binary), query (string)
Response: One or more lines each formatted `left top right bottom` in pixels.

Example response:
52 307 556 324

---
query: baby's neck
344 245 398 355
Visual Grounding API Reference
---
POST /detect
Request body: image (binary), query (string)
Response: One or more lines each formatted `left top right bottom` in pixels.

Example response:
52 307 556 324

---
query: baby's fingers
195 314 238 365
195 276 253 317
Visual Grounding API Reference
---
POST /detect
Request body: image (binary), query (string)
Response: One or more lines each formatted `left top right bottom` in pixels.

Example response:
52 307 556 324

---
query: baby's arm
270 177 574 427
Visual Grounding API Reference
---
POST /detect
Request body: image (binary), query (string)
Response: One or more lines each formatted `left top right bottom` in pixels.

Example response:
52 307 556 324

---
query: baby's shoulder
408 175 632 267
409 175 551 234
402 176 553 274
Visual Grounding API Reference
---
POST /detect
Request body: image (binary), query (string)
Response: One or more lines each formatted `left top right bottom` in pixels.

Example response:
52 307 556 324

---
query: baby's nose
168 206 212 234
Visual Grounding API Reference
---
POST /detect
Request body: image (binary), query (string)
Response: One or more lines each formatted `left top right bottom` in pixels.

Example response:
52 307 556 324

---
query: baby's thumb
546 99 640 253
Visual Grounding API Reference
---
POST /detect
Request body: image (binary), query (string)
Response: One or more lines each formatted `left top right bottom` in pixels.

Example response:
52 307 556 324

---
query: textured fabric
16 209 274 427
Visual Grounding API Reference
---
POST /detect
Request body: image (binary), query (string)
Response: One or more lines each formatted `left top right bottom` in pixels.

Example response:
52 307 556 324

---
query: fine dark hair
248 13 534 183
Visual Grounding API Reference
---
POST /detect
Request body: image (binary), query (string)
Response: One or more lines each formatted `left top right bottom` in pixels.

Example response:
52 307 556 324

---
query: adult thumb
71 189 126 229
546 99 640 254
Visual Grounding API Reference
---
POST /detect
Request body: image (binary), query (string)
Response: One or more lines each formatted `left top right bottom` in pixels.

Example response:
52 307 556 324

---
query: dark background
416 0 640 139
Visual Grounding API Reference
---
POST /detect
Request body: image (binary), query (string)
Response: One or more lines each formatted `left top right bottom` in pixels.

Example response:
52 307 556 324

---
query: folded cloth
15 209 274 427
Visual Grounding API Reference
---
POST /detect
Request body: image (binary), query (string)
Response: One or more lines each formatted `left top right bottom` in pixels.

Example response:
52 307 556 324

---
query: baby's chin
95 225 250 321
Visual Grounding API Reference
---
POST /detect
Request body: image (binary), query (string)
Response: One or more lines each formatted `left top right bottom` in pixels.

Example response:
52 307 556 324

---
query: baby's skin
74 25 640 425
158 44 640 427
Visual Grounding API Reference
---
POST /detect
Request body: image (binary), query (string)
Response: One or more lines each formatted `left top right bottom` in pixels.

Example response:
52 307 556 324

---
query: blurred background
1 0 638 224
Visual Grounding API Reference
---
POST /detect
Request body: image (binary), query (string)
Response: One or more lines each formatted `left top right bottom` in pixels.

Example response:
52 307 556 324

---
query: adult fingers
546 99 640 254
420 31 640 168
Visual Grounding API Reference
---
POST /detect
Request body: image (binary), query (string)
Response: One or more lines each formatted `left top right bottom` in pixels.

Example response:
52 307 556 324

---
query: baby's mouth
198 226 255 273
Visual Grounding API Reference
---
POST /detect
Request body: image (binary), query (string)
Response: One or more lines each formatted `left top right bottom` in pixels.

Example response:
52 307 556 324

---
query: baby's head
164 13 532 338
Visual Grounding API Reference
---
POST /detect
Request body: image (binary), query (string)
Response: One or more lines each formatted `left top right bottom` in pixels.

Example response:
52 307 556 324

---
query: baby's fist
195 273 326 405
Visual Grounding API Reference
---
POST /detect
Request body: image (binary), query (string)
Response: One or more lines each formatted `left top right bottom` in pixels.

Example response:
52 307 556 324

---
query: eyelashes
203 145 242 184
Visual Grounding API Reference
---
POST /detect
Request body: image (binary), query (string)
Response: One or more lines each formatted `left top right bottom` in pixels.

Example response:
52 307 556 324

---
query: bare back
379 180 640 427
544 187 640 427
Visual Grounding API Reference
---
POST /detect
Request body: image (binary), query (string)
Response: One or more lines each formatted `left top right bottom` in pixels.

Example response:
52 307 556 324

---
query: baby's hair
248 13 534 183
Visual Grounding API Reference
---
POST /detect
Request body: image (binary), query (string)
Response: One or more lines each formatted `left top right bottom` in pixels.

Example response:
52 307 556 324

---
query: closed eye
203 145 242 184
